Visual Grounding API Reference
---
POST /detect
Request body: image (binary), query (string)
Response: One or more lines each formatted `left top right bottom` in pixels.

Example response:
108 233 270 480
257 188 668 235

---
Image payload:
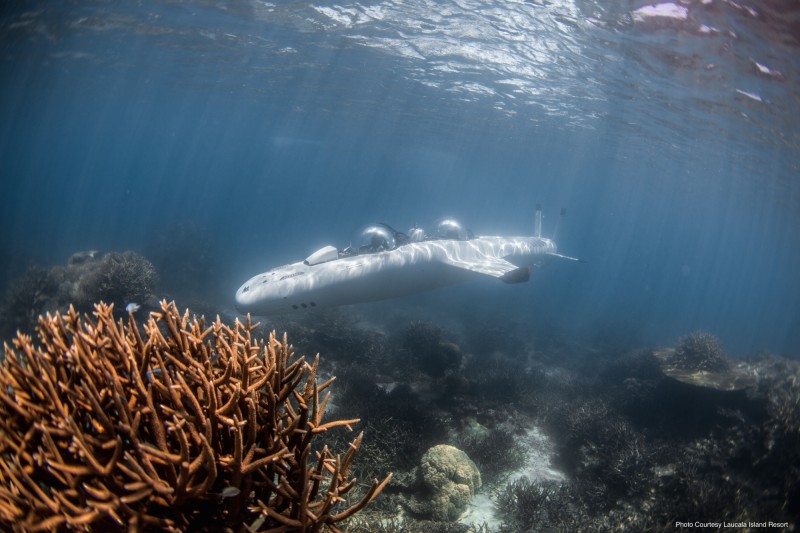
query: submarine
235 206 578 315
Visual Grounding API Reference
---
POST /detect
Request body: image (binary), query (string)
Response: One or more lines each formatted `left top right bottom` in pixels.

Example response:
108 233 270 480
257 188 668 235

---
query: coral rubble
0 301 389 531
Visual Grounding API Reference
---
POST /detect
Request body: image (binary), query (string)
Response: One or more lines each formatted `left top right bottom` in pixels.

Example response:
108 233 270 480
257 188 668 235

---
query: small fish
125 302 141 313
221 486 241 498
67 250 100 265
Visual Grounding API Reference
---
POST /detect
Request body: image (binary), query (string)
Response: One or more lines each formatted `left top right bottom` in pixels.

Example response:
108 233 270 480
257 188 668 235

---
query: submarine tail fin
546 252 584 263
534 204 543 238
552 207 567 242
542 205 585 263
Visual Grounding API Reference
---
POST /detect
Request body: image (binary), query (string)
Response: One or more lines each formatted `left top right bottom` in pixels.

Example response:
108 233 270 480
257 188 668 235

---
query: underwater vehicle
235 206 579 315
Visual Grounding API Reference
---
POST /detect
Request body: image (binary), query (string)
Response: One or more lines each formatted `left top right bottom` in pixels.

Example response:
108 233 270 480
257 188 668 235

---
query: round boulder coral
413 444 482 521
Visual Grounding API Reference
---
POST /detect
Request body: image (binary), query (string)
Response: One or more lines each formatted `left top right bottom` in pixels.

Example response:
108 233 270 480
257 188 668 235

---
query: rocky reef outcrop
0 250 158 340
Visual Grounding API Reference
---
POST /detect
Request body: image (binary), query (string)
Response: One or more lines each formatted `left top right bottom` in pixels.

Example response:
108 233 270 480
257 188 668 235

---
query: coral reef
0 251 160 342
493 477 580 531
535 344 799 531
74 251 158 310
343 517 491 533
462 351 536 404
0 265 63 340
399 322 461 378
544 396 663 511
461 314 526 360
672 330 728 372
231 308 800 532
0 300 389 531
324 367 448 490
455 428 526 486
756 356 800 518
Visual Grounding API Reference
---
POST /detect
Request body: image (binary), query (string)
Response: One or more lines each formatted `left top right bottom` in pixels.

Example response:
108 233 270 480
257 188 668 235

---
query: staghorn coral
455 428 526 485
493 477 583 532
0 300 390 532
343 516 490 532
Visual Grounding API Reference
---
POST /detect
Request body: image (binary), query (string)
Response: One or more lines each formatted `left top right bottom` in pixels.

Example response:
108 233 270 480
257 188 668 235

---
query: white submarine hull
235 236 558 315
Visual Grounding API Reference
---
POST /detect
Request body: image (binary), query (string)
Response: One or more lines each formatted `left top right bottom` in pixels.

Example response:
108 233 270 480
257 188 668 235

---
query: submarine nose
235 281 255 313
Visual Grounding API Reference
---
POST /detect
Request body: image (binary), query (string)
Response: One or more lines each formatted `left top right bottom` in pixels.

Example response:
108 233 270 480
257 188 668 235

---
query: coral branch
0 300 390 531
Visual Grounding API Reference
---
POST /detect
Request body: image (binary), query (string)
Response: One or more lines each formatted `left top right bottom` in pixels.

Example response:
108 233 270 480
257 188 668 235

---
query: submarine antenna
552 207 567 242
534 204 542 238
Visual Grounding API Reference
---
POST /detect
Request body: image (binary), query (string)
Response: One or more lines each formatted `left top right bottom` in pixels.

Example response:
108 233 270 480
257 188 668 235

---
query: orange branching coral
0 300 390 532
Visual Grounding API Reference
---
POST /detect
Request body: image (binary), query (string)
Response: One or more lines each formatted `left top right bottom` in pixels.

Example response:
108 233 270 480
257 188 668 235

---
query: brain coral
418 444 481 521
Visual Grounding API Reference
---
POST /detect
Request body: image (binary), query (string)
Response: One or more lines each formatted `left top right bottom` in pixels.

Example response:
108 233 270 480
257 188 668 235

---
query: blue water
1 0 798 356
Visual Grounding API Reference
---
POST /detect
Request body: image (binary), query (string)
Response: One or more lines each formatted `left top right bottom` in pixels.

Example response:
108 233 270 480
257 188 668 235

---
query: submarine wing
441 255 520 278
